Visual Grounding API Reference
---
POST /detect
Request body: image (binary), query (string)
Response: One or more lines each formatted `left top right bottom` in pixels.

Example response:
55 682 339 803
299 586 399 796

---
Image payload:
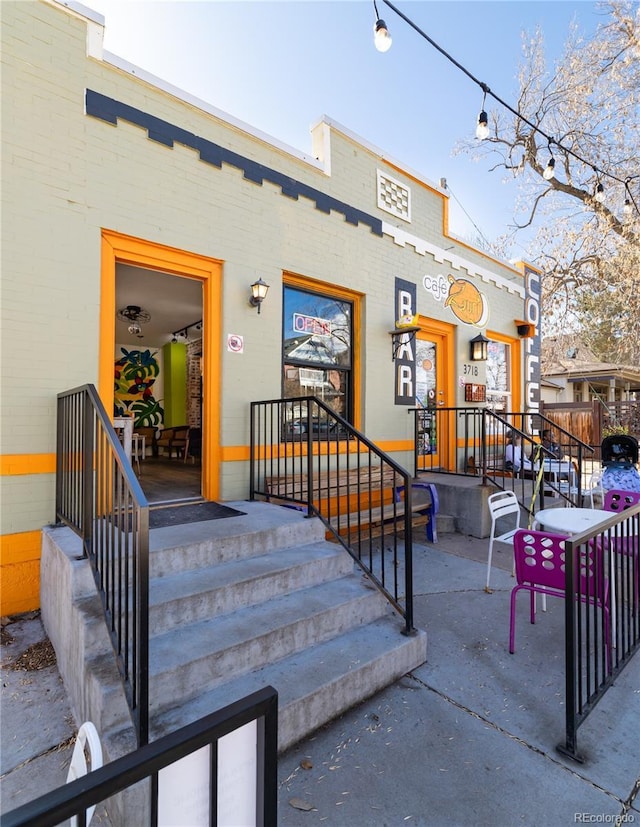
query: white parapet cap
49 0 324 170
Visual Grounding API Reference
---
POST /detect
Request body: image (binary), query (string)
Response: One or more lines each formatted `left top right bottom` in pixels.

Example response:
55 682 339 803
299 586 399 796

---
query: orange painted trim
283 272 363 430
0 530 42 564
221 445 251 462
377 440 413 453
101 230 223 500
226 438 409 463
0 454 56 475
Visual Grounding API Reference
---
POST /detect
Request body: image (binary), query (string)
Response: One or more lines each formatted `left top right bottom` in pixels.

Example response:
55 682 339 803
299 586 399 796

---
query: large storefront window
486 340 511 411
282 285 353 425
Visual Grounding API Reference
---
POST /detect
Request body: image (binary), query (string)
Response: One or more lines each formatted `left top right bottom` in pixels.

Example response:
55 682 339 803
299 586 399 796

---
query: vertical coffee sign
394 277 417 405
524 264 541 413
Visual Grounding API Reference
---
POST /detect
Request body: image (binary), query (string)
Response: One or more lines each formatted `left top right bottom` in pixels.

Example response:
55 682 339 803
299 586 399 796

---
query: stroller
601 434 640 493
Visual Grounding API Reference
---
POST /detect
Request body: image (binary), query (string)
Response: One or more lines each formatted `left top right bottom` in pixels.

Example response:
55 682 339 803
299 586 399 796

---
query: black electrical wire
381 0 640 218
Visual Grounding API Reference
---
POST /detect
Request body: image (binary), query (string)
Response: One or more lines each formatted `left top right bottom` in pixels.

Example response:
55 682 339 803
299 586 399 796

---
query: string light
373 1 392 52
476 87 489 140
374 0 640 218
543 140 556 181
543 157 556 181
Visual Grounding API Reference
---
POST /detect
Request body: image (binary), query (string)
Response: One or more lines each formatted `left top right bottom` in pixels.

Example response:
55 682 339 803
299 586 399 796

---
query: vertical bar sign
394 277 417 406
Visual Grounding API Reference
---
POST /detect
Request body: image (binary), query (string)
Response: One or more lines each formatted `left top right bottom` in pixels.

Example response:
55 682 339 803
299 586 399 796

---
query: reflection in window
283 286 352 422
486 340 511 411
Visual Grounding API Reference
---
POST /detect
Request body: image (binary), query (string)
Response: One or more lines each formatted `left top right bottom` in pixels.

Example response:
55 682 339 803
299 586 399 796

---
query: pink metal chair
603 489 640 513
602 489 640 608
509 530 610 656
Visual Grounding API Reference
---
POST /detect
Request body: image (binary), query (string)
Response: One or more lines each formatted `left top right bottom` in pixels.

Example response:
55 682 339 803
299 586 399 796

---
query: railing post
82 391 94 558
249 403 256 500
557 537 581 761
480 410 488 483
403 484 414 635
137 505 150 747
306 401 314 514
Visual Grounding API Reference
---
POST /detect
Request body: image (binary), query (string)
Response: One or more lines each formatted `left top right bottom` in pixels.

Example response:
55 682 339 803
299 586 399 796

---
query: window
282 286 353 423
486 340 511 411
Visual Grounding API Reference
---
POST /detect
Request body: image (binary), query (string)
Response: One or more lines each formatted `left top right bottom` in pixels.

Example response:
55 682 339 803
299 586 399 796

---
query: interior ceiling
116 265 203 348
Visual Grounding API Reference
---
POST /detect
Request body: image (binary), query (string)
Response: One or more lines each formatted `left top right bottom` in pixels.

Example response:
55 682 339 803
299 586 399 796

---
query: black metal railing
558 506 640 760
249 396 419 635
411 407 595 516
1 686 278 827
57 385 149 746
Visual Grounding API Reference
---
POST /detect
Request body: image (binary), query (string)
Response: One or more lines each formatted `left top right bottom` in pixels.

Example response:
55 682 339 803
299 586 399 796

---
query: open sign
293 313 332 337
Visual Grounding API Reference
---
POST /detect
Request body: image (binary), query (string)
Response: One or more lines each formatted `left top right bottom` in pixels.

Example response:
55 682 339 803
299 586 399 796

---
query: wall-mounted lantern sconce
514 320 535 338
469 332 489 362
249 278 270 313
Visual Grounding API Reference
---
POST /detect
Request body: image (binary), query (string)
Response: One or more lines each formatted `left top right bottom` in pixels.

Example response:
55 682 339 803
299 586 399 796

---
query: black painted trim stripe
85 89 383 236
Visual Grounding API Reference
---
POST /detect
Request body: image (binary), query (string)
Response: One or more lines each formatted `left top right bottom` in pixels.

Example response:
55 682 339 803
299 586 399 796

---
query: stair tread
149 540 350 607
148 575 387 672
149 616 426 743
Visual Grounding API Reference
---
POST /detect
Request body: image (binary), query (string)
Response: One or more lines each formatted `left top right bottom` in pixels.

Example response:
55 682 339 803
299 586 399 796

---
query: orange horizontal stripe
0 530 42 564
0 454 56 475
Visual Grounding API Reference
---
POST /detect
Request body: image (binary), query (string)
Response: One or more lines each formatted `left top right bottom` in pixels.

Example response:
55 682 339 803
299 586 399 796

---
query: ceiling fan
117 305 151 324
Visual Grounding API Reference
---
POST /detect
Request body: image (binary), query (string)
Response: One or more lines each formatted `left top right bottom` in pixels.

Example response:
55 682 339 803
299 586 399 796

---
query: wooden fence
540 399 640 459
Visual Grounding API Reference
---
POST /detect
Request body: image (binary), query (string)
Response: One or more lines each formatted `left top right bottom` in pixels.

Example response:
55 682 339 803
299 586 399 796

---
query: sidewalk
2 532 639 825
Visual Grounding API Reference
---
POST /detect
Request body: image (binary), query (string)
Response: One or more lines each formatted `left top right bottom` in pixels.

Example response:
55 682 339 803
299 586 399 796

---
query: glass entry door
415 326 453 471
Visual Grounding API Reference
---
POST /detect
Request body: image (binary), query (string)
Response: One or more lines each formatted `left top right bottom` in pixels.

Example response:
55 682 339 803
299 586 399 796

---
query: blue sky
84 0 604 258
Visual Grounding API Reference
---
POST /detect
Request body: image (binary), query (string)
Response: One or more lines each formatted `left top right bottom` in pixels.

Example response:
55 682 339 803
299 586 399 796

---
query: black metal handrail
411 406 595 515
1 686 278 827
558 506 640 760
249 396 417 635
56 385 149 746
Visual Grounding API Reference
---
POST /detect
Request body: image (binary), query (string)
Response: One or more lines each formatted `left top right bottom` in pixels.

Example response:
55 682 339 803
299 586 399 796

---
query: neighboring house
1 0 540 614
541 336 640 405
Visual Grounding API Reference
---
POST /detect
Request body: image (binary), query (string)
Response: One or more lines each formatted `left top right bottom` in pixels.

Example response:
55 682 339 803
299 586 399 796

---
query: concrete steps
42 501 427 783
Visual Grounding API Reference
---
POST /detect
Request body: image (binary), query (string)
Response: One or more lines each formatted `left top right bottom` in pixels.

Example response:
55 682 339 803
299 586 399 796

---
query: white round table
533 507 613 534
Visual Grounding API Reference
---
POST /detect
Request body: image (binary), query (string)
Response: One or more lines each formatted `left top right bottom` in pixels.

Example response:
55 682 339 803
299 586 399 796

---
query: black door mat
149 501 246 528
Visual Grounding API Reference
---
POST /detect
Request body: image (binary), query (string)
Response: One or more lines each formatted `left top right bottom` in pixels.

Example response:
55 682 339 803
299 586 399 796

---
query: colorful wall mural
114 347 164 427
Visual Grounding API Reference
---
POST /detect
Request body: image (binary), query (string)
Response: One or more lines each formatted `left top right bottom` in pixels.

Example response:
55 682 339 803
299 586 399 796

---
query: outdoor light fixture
623 198 633 215
469 332 489 362
595 182 605 203
373 1 391 51
476 110 489 140
249 277 269 313
543 156 556 181
475 86 490 140
374 18 392 51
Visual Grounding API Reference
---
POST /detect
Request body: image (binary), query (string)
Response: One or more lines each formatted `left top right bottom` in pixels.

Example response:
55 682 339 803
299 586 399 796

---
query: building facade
1 0 537 614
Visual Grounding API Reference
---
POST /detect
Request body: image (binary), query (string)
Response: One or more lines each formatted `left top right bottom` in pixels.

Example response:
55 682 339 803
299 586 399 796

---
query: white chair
486 491 523 591
583 471 604 508
66 721 103 827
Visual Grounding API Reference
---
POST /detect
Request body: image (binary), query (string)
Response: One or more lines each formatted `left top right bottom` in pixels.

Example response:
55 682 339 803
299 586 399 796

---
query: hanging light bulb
623 198 632 216
475 87 490 140
595 182 605 203
543 156 556 181
476 110 489 140
374 18 392 52
128 322 141 336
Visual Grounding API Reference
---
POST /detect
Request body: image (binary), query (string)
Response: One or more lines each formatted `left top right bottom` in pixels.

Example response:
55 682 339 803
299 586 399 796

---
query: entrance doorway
101 230 222 504
415 320 455 472
115 266 203 503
